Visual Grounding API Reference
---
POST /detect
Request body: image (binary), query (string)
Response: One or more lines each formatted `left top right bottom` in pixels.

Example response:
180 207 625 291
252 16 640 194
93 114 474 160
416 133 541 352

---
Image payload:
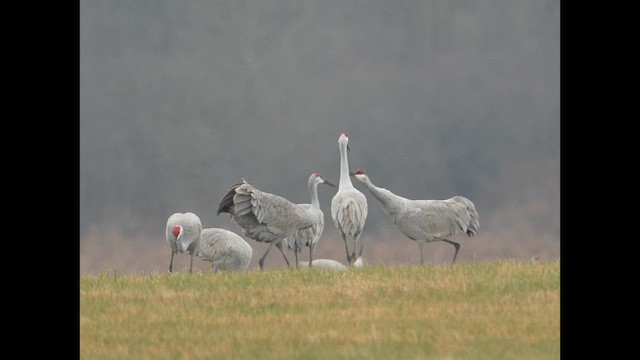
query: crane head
172 225 182 238
349 169 368 183
310 172 337 187
338 132 350 151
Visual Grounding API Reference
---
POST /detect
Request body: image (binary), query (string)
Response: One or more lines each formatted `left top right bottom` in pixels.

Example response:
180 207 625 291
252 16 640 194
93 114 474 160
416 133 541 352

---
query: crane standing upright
217 173 335 269
330 133 368 264
350 169 479 264
288 173 336 267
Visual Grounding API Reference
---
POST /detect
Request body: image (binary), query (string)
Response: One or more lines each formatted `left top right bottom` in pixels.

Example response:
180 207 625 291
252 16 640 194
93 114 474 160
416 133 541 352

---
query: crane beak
323 179 337 188
178 240 189 253
349 171 355 176
180 238 196 254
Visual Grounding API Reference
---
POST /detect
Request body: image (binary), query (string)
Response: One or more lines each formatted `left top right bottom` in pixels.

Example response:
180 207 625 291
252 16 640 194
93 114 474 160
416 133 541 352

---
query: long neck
309 181 320 209
339 142 353 189
362 178 405 212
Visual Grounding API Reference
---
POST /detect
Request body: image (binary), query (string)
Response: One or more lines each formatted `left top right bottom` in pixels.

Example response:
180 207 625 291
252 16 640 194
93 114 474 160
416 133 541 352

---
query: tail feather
452 196 479 237
217 181 246 215
466 209 480 237
233 194 253 215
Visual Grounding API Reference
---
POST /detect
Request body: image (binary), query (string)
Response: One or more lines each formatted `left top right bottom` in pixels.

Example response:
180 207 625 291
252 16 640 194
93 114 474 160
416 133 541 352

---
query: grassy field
80 260 559 359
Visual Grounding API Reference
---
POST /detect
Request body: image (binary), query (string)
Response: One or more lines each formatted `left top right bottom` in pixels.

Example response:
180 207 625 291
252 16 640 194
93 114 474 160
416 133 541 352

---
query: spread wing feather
217 180 312 244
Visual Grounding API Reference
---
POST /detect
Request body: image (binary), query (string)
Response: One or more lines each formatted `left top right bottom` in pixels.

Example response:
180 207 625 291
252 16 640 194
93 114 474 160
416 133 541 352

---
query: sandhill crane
298 245 366 270
297 258 348 270
287 173 336 267
165 212 202 272
350 169 479 264
331 133 368 264
217 173 335 270
196 228 253 272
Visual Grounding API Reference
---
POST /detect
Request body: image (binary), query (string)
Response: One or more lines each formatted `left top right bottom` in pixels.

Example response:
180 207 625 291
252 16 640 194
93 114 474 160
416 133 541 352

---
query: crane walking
217 173 335 270
165 212 202 272
350 169 479 264
331 133 368 264
196 228 253 272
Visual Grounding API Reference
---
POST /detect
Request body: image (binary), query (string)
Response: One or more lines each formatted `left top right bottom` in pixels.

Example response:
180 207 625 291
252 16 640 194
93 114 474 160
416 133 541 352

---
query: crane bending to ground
217 173 335 270
165 212 202 272
196 228 253 272
350 169 479 264
297 245 366 270
331 133 368 265
287 173 336 267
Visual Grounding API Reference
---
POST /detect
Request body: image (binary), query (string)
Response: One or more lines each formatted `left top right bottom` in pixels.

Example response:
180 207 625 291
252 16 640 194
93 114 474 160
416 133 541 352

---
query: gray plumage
297 259 348 270
196 228 253 272
331 133 368 264
217 174 334 270
298 245 366 270
165 212 202 272
350 169 479 264
287 173 336 267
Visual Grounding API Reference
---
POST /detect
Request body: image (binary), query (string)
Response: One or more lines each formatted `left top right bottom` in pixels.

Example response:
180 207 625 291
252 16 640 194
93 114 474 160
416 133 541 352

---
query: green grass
80 260 559 359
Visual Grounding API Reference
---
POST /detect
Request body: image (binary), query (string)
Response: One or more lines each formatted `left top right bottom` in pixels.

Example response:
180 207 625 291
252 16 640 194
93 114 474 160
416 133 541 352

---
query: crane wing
233 182 312 232
399 199 478 239
331 190 368 238
451 196 480 236
288 207 324 250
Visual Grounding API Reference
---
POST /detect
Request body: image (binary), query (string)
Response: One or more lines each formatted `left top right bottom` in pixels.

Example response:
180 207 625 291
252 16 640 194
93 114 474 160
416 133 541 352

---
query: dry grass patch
81 260 559 359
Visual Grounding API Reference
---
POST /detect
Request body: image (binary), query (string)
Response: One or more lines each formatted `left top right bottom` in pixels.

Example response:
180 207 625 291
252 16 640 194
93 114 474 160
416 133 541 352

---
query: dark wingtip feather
216 182 245 215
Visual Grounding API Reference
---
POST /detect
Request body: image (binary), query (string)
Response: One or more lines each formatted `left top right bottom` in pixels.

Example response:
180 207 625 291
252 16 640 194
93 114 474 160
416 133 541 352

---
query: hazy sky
80 0 559 272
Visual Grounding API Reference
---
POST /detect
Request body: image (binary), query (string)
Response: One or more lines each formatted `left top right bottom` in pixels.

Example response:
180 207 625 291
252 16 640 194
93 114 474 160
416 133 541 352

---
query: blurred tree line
81 0 559 249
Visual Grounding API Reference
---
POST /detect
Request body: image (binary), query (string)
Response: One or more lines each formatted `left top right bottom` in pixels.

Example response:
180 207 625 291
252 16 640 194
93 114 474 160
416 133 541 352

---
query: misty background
80 0 559 274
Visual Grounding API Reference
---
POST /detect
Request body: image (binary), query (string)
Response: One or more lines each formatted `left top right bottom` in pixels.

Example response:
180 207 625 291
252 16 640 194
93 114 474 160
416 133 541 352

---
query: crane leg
294 244 300 268
168 250 176 273
351 238 363 265
442 239 461 263
259 243 274 270
342 233 352 264
418 241 426 265
189 252 194 273
275 240 291 267
352 243 364 264
309 243 315 267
